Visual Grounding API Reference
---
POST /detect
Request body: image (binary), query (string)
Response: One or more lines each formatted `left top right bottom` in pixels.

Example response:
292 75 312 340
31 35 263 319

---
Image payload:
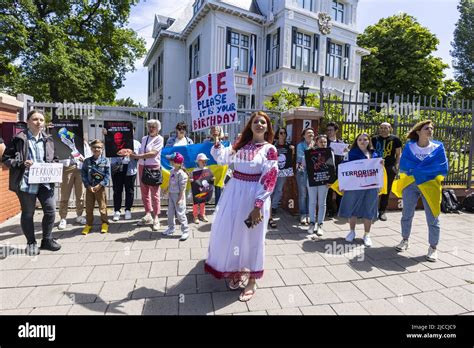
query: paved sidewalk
0 208 472 315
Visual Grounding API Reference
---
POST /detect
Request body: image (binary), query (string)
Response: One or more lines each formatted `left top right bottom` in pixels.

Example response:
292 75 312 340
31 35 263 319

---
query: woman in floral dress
205 111 279 302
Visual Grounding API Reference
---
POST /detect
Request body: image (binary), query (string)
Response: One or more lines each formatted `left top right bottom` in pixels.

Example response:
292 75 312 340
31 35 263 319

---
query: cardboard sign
305 148 336 186
190 68 237 131
338 158 384 191
104 121 134 157
50 120 85 160
28 163 63 184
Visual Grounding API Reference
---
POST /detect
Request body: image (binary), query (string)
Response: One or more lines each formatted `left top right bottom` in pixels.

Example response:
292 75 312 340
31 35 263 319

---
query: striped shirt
20 130 51 194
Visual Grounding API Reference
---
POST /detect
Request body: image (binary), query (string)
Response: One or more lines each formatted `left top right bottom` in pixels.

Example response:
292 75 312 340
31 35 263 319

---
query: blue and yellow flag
160 142 229 191
391 140 448 217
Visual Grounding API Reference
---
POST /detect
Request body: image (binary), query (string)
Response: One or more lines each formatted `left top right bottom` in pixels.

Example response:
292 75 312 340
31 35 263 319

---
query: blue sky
117 0 460 105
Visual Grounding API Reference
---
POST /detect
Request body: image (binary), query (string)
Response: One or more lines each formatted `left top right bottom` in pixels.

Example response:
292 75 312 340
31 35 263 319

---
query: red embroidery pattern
236 142 266 161
260 167 278 192
266 146 278 160
233 170 261 182
254 199 264 208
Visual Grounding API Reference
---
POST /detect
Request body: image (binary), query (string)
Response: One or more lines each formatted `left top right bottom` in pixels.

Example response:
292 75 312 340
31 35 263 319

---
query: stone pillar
0 93 24 224
280 107 323 215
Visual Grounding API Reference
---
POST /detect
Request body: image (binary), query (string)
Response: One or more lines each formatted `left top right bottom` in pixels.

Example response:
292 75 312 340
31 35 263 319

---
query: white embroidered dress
205 142 279 279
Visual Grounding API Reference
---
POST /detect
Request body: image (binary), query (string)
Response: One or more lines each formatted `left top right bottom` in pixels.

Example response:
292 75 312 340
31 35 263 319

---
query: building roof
144 0 264 66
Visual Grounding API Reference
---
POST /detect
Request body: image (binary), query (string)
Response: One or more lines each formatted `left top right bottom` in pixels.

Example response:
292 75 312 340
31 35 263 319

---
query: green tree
0 0 146 103
357 13 448 96
451 0 474 100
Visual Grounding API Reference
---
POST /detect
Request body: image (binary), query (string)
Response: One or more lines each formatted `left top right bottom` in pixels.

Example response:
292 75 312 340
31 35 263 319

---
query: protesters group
0 109 448 302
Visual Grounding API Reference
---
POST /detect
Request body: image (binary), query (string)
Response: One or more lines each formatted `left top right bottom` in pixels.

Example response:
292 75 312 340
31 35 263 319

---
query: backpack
441 189 461 214
463 192 474 213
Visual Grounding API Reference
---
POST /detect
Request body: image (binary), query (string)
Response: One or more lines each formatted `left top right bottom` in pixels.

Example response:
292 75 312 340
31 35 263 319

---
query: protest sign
338 158 384 191
305 148 336 186
28 163 63 184
104 121 134 157
190 68 237 131
50 120 85 160
330 142 349 156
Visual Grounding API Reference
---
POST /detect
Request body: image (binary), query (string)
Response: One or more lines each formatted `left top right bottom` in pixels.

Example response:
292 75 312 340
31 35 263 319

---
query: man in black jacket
2 110 61 256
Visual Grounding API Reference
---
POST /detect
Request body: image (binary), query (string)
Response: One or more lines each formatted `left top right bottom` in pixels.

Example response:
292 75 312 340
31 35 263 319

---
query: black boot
378 211 387 221
40 239 61 251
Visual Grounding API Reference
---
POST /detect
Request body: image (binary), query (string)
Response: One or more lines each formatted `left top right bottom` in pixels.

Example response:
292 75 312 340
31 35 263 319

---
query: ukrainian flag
160 142 229 191
391 140 448 217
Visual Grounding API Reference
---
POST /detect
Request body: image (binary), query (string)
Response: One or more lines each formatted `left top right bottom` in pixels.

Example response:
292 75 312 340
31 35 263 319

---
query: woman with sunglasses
165 122 194 147
269 126 294 228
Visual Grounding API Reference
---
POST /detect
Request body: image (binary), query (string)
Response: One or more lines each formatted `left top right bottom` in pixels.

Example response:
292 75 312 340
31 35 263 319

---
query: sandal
239 283 257 302
228 272 249 290
268 218 277 229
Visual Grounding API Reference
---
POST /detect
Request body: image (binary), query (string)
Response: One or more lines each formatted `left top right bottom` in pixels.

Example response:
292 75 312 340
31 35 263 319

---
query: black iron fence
320 91 473 188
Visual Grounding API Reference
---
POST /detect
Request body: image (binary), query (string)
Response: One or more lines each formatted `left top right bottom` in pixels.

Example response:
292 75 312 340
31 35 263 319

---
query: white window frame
297 0 314 11
332 0 345 23
328 42 343 79
294 31 312 72
229 30 250 72
192 38 200 78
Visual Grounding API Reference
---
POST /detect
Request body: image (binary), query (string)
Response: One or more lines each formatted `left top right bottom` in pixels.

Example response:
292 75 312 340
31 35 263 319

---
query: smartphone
244 218 252 228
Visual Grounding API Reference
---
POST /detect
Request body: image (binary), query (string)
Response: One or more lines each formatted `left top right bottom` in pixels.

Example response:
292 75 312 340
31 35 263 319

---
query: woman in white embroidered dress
205 111 279 302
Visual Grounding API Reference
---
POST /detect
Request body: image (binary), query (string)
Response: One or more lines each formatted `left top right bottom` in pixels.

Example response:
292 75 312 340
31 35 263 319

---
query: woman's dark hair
407 120 434 141
301 127 315 138
276 127 287 135
27 109 44 120
326 122 339 131
176 121 187 132
233 111 274 151
350 133 374 151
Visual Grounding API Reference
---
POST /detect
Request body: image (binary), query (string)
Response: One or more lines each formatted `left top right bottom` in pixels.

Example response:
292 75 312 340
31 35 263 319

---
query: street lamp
298 81 309 106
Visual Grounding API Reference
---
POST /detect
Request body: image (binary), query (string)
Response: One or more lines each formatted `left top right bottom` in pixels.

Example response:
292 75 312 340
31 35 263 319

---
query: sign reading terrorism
190 68 238 131
338 158 384 191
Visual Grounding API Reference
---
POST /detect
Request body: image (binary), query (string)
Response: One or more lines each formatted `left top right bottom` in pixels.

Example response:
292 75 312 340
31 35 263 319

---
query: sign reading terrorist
338 158 384 191
190 68 238 131
28 163 63 184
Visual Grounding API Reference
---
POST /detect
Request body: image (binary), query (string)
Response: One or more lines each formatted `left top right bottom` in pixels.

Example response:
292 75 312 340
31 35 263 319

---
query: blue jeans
271 177 287 209
296 171 308 217
401 182 440 247
307 183 329 225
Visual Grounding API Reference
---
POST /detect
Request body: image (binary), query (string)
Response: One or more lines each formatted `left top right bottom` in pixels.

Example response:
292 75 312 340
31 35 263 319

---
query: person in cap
190 153 215 224
162 152 190 241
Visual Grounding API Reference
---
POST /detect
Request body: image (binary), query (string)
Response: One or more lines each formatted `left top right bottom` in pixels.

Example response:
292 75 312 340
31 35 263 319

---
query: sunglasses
279 131 286 135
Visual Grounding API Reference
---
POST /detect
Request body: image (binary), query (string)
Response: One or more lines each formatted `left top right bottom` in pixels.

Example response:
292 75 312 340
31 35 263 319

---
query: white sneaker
124 210 132 220
75 216 86 225
58 219 67 230
300 216 307 225
363 234 373 247
307 223 315 235
395 239 409 252
305 217 310 225
152 218 160 231
162 228 175 236
426 246 438 262
180 231 189 241
316 224 324 237
345 230 356 242
113 211 121 222
137 214 152 226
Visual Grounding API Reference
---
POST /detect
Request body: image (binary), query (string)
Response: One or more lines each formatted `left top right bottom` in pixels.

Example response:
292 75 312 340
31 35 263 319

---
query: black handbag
141 136 162 186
